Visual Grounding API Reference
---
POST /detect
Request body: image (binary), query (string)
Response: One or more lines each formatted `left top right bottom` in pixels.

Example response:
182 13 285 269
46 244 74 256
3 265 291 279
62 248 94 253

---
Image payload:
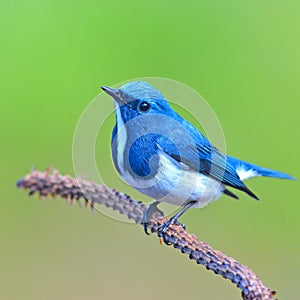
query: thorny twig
16 169 278 300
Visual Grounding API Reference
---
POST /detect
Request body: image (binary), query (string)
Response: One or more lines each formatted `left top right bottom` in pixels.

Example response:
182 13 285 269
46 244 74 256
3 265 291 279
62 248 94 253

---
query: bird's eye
138 101 150 112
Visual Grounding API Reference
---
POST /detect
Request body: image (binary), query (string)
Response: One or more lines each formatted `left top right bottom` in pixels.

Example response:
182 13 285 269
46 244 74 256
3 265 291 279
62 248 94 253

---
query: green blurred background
1 1 299 299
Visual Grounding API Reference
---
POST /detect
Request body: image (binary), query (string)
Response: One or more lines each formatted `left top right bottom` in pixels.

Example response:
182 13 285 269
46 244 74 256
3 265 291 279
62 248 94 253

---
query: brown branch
16 169 277 300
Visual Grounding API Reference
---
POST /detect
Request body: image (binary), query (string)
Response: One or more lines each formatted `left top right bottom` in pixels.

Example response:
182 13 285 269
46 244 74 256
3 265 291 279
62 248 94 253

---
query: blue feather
227 156 295 180
157 117 259 199
103 81 294 203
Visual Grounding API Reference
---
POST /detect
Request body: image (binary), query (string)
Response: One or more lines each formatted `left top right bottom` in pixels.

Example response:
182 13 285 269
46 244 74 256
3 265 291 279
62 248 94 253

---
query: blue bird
101 81 294 233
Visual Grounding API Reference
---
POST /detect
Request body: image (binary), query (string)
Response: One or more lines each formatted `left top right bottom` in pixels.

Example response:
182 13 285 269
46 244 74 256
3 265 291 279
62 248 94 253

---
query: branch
16 169 277 300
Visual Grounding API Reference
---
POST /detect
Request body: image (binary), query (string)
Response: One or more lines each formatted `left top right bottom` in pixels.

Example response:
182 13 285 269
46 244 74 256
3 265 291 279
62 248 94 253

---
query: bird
101 81 294 234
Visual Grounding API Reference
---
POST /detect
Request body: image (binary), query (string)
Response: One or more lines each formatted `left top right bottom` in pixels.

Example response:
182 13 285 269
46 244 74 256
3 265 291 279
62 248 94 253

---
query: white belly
119 150 224 208
145 153 223 208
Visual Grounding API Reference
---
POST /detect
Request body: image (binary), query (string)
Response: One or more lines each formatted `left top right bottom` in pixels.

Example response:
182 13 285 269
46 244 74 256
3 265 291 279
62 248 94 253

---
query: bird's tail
227 156 295 181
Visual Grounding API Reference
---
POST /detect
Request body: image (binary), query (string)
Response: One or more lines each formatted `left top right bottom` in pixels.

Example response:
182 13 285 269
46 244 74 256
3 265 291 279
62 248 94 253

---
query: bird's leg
158 200 197 234
141 201 164 235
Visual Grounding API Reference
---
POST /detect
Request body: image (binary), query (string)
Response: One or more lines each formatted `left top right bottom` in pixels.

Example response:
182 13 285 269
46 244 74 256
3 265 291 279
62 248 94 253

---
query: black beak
101 86 123 104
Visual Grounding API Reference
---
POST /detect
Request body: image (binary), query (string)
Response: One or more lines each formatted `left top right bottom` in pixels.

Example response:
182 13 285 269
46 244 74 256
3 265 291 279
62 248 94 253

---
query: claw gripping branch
17 169 277 300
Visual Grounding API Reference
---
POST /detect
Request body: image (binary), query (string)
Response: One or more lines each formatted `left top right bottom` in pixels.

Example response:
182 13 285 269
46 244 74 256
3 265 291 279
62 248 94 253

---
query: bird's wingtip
244 186 259 201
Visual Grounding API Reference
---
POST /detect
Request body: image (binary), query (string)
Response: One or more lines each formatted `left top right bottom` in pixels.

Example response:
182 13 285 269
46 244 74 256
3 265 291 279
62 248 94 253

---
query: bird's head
101 81 174 123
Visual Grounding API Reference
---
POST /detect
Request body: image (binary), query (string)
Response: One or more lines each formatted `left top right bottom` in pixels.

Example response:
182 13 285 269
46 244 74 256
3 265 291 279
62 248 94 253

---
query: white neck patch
114 102 127 176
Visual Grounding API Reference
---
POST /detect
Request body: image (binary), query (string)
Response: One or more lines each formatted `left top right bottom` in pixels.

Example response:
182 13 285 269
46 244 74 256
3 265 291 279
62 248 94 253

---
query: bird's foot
157 217 186 234
141 201 164 235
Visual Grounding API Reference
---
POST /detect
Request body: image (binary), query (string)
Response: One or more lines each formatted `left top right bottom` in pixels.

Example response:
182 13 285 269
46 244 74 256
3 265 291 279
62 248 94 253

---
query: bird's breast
112 139 224 207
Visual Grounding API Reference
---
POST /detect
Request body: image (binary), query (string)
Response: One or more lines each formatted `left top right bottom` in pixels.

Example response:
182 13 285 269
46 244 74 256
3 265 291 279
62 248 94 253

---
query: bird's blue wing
157 118 258 199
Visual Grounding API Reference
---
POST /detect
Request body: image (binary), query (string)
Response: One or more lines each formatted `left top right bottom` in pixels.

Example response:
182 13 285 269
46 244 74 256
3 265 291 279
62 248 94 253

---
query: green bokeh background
1 1 299 299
